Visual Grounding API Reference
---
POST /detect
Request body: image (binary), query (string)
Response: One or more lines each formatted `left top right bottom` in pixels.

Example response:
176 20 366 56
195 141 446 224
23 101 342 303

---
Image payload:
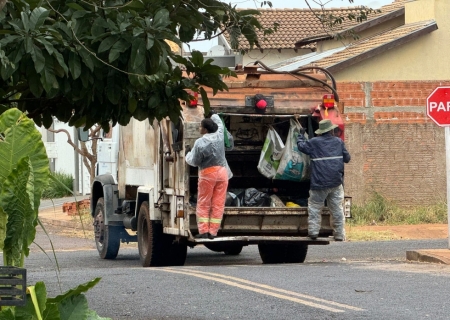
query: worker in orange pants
186 112 233 239
196 166 229 237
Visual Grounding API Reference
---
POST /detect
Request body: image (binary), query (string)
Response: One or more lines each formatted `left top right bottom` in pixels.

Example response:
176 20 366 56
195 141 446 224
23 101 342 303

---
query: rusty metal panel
118 119 159 199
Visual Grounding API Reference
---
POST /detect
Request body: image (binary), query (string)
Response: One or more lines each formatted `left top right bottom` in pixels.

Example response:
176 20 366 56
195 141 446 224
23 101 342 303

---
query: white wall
39 120 92 195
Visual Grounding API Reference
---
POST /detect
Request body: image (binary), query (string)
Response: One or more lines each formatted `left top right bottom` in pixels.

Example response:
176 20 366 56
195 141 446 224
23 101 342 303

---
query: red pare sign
427 87 450 126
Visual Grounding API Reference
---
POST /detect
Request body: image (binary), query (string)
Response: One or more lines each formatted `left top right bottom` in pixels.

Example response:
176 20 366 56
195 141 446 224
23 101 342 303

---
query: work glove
299 127 306 135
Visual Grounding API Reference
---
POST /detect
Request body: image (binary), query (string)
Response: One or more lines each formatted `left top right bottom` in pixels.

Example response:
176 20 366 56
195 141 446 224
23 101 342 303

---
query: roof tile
223 0 413 50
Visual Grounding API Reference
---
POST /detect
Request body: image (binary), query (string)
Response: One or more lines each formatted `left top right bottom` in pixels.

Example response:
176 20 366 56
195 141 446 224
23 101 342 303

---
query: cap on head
315 119 338 135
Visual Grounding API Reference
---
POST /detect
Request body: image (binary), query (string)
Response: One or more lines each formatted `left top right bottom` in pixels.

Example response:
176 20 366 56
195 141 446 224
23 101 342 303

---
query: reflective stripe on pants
196 166 228 236
308 185 345 237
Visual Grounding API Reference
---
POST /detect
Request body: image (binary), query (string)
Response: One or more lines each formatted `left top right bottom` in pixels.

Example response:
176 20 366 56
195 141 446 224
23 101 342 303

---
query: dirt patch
346 224 448 241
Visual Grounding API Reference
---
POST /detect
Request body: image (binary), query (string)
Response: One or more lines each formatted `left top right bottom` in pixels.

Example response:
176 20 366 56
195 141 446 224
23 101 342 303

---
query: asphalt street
25 237 450 320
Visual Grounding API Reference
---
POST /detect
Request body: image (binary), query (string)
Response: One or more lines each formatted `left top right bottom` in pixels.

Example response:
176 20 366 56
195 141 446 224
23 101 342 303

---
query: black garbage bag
225 192 240 207
238 188 271 207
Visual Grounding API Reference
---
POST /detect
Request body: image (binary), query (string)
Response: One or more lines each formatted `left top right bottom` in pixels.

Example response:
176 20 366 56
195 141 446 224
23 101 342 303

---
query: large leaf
0 108 50 205
31 44 45 73
1 157 36 266
47 278 101 304
68 51 81 80
130 38 145 71
29 7 50 30
152 9 170 29
59 295 90 320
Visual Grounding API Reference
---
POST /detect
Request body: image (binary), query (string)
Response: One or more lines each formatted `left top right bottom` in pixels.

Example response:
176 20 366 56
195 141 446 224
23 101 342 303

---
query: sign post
426 87 450 249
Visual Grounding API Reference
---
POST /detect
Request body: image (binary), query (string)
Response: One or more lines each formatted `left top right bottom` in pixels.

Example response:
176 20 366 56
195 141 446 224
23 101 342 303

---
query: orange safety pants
196 166 229 236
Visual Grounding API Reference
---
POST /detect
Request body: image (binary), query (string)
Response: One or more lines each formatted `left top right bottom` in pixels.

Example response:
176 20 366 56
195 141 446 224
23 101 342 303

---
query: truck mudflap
188 236 331 245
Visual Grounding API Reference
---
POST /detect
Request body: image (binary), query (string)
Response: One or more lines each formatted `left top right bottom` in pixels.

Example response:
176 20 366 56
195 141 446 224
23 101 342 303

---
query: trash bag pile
190 188 307 208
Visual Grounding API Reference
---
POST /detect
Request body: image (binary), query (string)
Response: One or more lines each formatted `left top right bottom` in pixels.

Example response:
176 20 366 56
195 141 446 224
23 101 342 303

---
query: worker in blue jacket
297 119 351 241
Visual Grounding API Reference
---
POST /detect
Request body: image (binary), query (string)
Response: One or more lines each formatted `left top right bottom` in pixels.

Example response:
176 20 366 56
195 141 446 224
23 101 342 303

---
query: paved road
25 227 450 320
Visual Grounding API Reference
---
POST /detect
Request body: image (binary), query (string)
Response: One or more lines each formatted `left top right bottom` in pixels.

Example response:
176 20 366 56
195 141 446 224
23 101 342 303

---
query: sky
184 0 395 52
233 0 393 9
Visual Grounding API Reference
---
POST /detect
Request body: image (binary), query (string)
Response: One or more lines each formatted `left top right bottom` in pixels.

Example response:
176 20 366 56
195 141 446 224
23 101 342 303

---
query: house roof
270 19 437 73
222 0 413 51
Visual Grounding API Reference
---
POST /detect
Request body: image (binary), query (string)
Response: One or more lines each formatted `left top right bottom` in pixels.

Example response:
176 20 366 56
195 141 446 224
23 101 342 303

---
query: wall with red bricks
339 81 449 206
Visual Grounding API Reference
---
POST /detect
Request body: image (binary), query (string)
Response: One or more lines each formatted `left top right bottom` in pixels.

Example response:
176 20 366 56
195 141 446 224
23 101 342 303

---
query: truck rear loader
87 63 352 267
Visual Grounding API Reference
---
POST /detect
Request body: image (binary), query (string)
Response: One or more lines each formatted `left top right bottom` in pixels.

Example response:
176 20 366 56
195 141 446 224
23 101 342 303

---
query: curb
406 250 450 265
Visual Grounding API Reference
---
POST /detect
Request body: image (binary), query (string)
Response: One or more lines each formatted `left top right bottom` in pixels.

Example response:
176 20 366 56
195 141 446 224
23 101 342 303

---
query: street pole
73 127 80 196
446 126 450 249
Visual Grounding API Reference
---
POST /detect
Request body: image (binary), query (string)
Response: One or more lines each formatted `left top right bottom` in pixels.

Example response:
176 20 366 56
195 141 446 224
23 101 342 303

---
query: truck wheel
204 243 243 255
167 238 188 266
137 201 166 267
258 244 285 264
203 243 224 253
224 245 243 256
94 197 120 259
284 244 308 263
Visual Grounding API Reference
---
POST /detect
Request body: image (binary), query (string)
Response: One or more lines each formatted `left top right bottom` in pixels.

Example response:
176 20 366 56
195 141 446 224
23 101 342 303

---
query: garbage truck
86 62 352 267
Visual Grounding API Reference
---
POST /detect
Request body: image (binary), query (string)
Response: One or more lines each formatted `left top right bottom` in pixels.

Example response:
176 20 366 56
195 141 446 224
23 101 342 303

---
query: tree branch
47 128 90 157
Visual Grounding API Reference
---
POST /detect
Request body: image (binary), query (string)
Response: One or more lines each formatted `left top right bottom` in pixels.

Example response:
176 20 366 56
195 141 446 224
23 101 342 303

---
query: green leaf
30 44 45 73
128 98 137 113
146 35 154 50
68 52 81 80
106 70 121 104
178 25 196 43
0 108 50 217
0 307 15 319
126 0 144 9
1 157 36 266
66 3 85 10
35 37 55 55
47 278 101 304
152 9 170 28
29 7 50 30
109 39 130 63
28 69 44 97
59 295 89 320
91 18 109 38
53 50 69 76
21 11 30 32
190 50 204 67
98 36 119 53
41 54 59 93
200 87 210 113
78 48 94 72
130 38 145 71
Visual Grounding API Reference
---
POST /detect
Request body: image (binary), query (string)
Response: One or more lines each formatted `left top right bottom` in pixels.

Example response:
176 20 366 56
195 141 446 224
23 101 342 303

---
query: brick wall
339 81 449 206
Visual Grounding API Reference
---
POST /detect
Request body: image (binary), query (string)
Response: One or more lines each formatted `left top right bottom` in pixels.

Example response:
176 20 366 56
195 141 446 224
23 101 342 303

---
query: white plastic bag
275 119 310 181
257 127 285 179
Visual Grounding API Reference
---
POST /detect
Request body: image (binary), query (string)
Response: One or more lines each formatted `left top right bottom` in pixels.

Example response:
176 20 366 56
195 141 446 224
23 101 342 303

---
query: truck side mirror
77 128 89 142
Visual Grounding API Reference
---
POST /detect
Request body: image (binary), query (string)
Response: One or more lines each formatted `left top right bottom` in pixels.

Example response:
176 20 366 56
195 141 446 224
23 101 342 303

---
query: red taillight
323 94 335 108
189 92 198 108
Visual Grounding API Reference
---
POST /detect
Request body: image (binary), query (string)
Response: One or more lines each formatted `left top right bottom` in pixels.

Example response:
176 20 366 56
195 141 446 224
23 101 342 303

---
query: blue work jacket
297 132 351 190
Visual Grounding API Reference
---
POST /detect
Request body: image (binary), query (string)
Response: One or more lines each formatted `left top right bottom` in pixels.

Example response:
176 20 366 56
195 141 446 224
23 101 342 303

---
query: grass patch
348 192 448 226
42 171 73 199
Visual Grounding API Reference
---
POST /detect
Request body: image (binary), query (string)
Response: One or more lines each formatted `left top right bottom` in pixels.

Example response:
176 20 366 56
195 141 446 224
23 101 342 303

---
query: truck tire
203 243 243 255
258 243 308 264
284 244 308 263
224 245 243 256
137 201 166 267
258 244 285 264
94 197 121 259
167 238 188 266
